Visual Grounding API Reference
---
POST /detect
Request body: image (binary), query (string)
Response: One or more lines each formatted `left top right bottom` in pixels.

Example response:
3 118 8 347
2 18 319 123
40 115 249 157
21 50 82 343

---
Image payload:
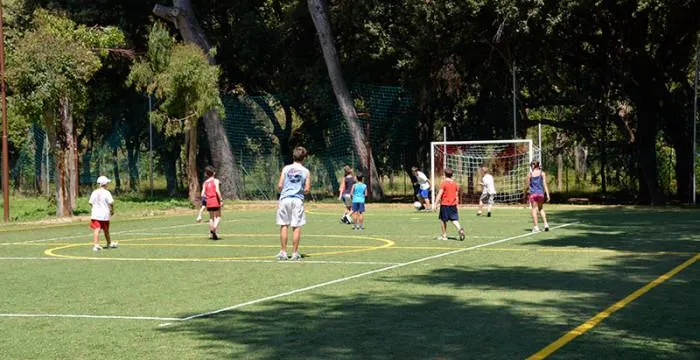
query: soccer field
0 204 698 359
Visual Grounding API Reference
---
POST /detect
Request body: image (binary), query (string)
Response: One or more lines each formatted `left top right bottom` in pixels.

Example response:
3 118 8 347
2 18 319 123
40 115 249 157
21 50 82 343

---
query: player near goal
477 166 496 217
435 168 466 241
411 166 431 210
526 161 550 232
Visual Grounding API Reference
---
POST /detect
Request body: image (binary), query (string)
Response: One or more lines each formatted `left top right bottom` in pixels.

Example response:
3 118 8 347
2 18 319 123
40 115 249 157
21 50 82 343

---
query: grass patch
0 205 698 359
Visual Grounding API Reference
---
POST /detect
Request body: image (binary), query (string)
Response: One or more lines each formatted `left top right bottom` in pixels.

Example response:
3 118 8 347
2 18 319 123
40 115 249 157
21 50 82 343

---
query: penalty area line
172 223 576 325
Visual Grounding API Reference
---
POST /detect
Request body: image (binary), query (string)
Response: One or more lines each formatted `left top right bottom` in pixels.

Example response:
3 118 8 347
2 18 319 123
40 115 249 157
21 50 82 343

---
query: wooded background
2 0 699 216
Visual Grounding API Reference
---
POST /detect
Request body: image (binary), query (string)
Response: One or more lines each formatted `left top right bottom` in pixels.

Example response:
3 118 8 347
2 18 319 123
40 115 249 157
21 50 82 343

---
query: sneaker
210 230 219 240
476 211 482 216
459 228 465 241
108 242 118 249
544 224 550 232
276 251 288 261
487 212 491 217
436 235 448 241
290 253 302 261
196 215 202 223
92 244 103 252
532 226 540 233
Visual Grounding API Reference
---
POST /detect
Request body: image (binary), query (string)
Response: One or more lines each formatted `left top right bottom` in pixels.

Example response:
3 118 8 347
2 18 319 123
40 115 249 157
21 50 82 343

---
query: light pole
1 1 9 222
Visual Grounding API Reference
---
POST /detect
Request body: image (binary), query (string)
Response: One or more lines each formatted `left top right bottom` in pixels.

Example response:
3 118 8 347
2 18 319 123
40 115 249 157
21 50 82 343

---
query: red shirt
203 178 220 208
439 179 459 206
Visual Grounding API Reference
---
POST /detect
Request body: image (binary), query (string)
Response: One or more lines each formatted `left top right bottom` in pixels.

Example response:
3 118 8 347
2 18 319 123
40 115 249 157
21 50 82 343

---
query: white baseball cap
96 176 111 185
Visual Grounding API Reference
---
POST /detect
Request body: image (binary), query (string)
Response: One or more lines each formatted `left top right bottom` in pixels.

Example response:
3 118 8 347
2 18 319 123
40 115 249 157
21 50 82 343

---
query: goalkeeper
477 167 496 217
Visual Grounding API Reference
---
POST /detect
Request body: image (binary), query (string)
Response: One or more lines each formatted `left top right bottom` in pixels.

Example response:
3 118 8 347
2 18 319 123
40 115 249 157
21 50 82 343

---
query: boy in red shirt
435 168 465 241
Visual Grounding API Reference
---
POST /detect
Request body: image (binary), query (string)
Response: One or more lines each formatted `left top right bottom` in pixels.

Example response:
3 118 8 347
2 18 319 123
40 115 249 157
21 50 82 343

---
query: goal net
430 140 540 205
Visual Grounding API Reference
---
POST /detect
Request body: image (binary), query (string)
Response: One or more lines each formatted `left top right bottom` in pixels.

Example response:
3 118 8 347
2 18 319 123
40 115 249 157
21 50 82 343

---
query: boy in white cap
89 176 116 251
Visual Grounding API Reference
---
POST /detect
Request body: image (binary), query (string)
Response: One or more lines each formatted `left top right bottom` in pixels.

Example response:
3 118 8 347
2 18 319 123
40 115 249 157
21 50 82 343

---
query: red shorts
90 220 110 231
529 194 545 204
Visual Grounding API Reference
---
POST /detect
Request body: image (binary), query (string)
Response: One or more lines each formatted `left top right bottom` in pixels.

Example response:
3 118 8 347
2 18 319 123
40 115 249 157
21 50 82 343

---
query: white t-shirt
89 188 114 221
416 171 430 190
481 174 496 195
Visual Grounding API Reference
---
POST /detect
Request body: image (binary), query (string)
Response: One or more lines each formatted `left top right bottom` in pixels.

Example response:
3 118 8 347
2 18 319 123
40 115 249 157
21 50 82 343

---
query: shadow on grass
159 207 699 359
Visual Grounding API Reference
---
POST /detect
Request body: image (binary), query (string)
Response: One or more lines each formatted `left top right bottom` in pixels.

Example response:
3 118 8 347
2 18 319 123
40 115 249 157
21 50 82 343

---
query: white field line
177 223 577 323
0 223 575 323
0 313 180 321
11 220 239 245
0 257 399 265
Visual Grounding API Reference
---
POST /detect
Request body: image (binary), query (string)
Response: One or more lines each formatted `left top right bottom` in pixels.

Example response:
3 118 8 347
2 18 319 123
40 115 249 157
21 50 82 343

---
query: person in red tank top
200 166 223 240
435 168 465 241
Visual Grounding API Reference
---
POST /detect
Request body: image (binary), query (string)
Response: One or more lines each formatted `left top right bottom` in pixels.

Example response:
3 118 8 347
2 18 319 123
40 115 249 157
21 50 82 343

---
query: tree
152 0 242 199
129 23 224 204
307 0 384 199
7 9 124 216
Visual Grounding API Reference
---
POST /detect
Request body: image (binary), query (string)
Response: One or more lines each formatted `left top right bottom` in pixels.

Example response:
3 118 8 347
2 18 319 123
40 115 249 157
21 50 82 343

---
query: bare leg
530 202 539 227
104 229 111 246
477 200 483 215
440 221 447 237
451 220 462 231
213 214 221 232
292 227 302 254
93 228 101 245
279 225 289 254
539 205 548 227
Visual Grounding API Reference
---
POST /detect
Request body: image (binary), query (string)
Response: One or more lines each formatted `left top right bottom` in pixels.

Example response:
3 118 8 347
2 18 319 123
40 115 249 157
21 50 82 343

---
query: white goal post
430 140 538 205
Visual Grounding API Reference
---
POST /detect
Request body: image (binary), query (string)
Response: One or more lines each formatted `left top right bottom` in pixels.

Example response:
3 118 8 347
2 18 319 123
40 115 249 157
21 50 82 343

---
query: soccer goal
430 140 540 205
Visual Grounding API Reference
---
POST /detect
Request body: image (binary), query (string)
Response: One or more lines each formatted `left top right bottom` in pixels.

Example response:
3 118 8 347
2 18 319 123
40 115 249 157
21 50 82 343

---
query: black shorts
207 207 221 212
438 205 459 221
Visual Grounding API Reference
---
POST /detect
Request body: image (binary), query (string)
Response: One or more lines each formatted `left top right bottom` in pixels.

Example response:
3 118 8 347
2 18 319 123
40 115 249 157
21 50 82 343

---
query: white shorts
480 193 495 205
341 193 352 208
277 197 306 227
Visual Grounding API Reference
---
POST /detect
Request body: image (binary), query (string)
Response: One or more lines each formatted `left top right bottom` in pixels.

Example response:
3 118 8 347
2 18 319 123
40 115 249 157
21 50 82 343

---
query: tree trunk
59 98 77 212
126 139 140 192
33 125 44 193
307 0 384 200
556 153 563 191
635 113 661 204
112 147 122 193
153 1 242 199
185 125 199 205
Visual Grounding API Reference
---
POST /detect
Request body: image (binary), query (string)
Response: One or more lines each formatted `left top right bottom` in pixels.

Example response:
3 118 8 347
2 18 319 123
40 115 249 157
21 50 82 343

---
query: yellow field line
43 234 396 261
4 240 692 257
527 253 700 360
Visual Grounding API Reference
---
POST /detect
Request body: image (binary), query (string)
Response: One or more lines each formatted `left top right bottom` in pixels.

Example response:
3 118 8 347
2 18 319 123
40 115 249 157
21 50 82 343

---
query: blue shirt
529 174 544 195
279 163 310 200
352 183 367 203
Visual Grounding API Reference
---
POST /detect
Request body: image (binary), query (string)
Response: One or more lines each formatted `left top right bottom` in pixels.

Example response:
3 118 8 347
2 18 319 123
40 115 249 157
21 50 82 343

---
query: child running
338 165 355 224
477 167 497 217
276 146 311 261
435 168 465 241
350 174 367 231
526 161 550 232
89 176 116 251
201 166 223 240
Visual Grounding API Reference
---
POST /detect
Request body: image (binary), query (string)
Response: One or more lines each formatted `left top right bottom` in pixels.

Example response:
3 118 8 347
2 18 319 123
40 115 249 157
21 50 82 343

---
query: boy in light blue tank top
350 174 367 230
275 146 311 261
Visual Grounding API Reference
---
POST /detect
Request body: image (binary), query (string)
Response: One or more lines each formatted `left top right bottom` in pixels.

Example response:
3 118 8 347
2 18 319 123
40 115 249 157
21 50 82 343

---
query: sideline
527 253 700 360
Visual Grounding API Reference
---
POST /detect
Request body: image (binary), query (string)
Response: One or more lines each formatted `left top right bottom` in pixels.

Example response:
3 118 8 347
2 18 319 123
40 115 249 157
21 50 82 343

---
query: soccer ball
413 201 423 210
